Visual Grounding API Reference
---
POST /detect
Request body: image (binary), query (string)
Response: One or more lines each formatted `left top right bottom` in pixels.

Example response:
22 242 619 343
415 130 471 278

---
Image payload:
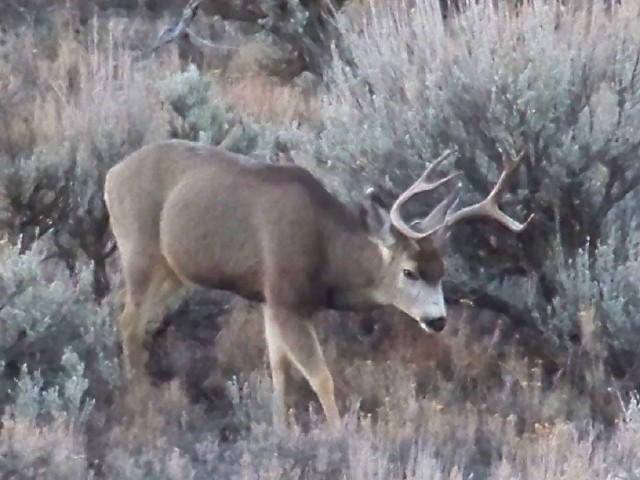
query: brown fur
412 237 445 282
104 139 447 430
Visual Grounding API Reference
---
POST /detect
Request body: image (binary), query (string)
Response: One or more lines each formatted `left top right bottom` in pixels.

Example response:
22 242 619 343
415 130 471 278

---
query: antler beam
389 148 534 240
389 150 460 240
442 148 534 233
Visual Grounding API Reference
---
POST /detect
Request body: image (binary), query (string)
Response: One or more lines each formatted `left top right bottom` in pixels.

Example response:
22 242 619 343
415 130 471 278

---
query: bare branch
152 0 202 52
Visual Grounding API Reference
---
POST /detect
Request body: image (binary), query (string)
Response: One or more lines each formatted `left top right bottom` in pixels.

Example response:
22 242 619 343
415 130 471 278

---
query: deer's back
106 140 360 304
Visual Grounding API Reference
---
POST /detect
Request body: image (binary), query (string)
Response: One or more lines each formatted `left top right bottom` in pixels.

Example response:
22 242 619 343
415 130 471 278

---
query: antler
152 0 202 51
441 148 534 233
389 150 460 240
389 148 534 240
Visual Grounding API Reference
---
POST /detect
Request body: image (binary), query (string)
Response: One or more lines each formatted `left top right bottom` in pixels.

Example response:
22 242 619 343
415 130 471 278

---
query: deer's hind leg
263 305 340 430
119 250 183 384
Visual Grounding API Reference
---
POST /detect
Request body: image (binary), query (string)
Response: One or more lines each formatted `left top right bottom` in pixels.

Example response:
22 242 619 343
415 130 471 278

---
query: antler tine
389 150 459 240
419 148 458 183
444 148 534 233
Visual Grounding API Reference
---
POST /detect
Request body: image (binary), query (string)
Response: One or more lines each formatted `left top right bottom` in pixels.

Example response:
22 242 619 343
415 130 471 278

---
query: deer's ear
359 188 396 247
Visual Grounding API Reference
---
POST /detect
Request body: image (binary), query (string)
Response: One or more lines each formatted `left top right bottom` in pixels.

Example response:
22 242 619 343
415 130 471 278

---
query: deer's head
362 149 533 333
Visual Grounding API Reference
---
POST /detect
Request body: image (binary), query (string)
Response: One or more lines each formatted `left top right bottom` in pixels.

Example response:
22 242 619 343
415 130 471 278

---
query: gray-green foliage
159 64 284 159
10 358 93 428
313 0 640 206
0 240 122 418
293 0 640 380
547 231 640 351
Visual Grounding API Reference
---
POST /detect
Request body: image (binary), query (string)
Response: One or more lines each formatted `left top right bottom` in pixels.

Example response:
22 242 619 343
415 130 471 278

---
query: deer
104 138 533 430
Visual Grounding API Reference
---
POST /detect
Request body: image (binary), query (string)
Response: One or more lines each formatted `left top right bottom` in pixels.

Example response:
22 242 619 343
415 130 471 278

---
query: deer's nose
424 316 446 332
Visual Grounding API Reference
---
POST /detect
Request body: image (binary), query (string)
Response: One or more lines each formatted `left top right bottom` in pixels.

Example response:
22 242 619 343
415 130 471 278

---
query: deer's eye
403 269 418 280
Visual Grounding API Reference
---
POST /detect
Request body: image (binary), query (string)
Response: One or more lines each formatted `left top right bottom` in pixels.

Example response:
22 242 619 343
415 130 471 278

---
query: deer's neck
324 229 386 311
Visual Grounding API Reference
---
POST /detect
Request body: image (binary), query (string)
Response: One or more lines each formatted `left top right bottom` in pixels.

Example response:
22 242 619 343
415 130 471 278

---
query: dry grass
0 414 90 478
220 75 321 127
85 345 638 479
0 13 181 156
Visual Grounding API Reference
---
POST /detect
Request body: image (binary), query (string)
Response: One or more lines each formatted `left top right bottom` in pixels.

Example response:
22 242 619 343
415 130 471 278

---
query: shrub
0 240 122 416
158 62 298 160
292 0 640 394
0 413 90 479
0 15 306 303
0 23 176 298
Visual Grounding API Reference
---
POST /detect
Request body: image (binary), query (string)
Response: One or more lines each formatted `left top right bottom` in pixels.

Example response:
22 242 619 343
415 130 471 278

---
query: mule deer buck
104 139 533 429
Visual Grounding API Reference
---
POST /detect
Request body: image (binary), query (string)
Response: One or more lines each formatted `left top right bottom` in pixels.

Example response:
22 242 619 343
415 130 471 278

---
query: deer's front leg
263 305 341 431
264 305 290 431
